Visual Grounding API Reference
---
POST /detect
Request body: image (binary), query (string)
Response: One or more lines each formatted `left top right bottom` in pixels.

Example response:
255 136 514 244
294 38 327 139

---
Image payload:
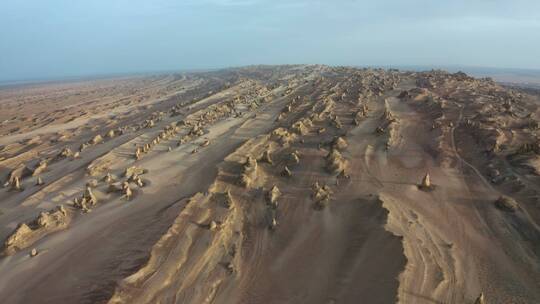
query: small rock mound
4 163 33 187
331 115 343 129
291 119 311 135
106 130 116 138
272 128 297 146
332 136 348 151
281 166 292 177
103 173 115 183
89 134 104 145
32 160 48 176
269 216 278 230
288 151 300 165
123 182 133 200
326 149 348 174
312 182 332 209
223 190 234 209
494 195 519 212
418 173 434 191
474 293 485 304
240 156 258 188
74 187 98 212
10 176 23 191
56 147 74 160
266 185 281 208
259 150 273 165
124 166 147 178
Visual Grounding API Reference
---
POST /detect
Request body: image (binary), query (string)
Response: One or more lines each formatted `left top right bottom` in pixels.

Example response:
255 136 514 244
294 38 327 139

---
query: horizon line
2 63 540 88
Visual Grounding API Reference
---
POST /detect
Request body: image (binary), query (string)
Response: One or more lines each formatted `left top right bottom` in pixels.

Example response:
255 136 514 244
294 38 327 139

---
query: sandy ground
0 65 539 304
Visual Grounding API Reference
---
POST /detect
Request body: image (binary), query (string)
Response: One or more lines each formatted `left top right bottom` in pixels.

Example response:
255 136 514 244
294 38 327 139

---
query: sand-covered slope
0 66 539 304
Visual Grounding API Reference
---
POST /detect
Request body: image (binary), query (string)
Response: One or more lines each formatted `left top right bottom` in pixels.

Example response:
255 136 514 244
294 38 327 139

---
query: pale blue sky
1 0 539 81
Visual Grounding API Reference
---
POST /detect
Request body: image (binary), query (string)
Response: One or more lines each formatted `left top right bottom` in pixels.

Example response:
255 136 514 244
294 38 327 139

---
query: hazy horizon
3 64 540 87
1 0 540 82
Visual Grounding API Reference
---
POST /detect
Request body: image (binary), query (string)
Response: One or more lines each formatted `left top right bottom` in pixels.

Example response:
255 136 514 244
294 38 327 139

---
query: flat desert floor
0 65 539 304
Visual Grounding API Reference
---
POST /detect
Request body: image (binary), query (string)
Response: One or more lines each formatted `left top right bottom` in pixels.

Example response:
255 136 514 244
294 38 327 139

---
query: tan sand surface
0 66 539 303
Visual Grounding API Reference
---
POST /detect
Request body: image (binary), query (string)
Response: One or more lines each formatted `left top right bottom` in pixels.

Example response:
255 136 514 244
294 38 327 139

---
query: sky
1 0 539 82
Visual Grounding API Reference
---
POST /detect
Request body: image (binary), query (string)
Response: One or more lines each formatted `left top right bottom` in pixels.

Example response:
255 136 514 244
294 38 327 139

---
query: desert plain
0 65 539 304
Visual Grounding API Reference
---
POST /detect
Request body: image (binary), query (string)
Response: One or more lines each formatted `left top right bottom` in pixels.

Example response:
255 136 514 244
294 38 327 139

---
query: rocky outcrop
240 156 258 188
311 181 332 209
326 149 348 174
2 206 70 255
4 163 33 187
